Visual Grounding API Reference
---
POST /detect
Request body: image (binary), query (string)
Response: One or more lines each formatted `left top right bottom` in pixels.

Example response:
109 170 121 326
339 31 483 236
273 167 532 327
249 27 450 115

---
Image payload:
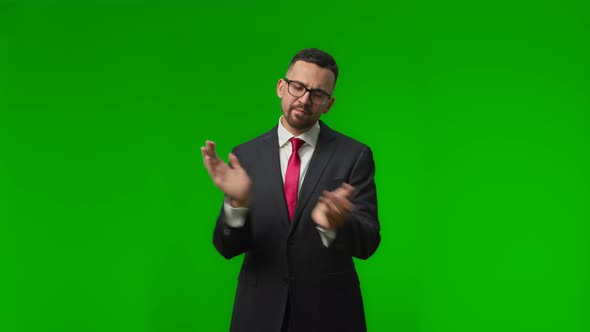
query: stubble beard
286 104 315 131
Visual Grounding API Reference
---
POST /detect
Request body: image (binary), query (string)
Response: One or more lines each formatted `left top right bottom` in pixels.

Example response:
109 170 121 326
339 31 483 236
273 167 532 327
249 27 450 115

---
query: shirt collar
277 116 320 148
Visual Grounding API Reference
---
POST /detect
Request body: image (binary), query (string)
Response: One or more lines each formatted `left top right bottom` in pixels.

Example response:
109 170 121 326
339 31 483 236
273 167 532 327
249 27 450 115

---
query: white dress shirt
223 117 337 247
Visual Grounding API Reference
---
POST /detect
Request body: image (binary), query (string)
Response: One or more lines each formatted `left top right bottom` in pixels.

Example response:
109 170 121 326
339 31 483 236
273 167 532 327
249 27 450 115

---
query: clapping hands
201 140 252 208
312 183 355 229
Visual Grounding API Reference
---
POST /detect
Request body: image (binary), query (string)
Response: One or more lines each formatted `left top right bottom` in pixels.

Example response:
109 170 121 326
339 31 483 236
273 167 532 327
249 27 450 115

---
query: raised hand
201 140 252 207
311 183 355 229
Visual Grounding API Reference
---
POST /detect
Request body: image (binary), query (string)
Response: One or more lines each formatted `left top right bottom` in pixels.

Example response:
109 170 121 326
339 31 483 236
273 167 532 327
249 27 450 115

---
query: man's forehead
287 61 335 89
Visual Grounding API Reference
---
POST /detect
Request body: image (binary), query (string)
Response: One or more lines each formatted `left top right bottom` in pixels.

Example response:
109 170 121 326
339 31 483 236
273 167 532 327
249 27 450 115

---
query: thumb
228 153 244 170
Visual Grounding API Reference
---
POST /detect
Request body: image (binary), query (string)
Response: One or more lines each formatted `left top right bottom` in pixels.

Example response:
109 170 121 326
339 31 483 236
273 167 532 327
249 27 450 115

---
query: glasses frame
283 78 333 106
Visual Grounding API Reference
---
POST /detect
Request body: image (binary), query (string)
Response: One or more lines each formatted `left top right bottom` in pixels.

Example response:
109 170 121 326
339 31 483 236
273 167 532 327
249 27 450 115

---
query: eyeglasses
283 78 332 106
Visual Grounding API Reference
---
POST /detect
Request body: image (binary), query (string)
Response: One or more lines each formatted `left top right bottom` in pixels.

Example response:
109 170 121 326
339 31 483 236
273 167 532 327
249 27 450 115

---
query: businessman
201 48 380 332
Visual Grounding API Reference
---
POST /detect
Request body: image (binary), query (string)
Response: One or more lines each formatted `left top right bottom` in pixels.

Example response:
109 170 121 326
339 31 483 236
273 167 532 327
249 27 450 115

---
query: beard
284 105 318 131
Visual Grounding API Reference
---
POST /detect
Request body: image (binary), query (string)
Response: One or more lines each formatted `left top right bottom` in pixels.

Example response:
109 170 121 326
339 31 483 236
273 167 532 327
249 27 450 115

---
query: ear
277 79 285 98
322 97 335 114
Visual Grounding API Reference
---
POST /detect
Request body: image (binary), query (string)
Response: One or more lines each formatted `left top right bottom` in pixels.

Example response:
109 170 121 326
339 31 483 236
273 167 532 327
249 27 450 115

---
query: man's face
277 61 336 135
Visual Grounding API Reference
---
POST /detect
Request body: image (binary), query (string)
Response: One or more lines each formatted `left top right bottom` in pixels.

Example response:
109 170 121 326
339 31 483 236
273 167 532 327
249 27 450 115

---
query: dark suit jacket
213 121 380 332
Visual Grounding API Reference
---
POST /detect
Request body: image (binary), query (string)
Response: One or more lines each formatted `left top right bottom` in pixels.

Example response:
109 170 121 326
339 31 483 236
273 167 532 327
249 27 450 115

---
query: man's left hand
311 183 355 229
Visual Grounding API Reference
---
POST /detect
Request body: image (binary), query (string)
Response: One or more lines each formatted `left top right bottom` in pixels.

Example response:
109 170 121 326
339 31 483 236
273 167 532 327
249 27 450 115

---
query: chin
286 119 308 131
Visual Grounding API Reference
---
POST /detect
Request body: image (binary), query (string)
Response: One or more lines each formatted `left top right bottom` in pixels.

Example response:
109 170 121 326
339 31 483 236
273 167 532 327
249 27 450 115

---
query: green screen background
1 1 588 331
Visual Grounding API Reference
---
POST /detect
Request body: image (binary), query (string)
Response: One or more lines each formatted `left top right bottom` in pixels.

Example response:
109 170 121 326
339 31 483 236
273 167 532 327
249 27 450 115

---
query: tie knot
289 137 305 152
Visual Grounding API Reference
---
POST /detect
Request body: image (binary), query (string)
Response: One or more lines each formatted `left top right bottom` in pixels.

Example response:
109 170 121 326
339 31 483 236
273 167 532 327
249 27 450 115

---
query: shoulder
231 125 277 154
320 121 371 152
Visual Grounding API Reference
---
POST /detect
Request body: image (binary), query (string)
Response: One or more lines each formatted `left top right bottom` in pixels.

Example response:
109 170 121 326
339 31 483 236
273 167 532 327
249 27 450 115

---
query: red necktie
284 138 305 222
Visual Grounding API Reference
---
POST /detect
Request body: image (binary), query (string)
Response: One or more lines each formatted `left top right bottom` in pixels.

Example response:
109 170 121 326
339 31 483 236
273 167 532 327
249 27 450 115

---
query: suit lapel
290 121 337 229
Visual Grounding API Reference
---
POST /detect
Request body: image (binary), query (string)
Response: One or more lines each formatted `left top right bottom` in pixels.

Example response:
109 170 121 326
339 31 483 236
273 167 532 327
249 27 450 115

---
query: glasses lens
288 81 306 97
310 91 329 105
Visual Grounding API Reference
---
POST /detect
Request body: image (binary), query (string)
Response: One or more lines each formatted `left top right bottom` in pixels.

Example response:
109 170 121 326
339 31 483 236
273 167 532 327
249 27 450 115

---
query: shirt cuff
223 198 248 228
315 226 337 247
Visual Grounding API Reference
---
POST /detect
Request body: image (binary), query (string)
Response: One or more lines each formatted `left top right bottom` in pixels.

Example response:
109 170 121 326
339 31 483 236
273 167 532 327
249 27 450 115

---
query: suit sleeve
213 205 251 259
332 146 381 259
212 149 252 259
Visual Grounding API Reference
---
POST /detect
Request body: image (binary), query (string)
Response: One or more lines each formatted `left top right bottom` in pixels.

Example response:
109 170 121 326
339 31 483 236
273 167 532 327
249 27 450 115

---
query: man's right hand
201 140 252 208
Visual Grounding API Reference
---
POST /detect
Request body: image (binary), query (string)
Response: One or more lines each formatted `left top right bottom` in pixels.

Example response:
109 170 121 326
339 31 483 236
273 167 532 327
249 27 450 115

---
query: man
201 48 380 332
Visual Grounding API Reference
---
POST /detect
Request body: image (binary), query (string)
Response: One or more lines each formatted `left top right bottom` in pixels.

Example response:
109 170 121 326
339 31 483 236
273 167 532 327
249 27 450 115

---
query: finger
319 195 341 215
342 182 355 194
228 153 244 171
201 146 209 162
202 146 219 169
335 182 355 197
201 140 219 160
322 190 354 214
322 200 341 225
317 196 338 226
205 140 219 159
314 197 329 212
202 153 220 179
201 143 228 180
202 147 216 167
320 195 351 228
